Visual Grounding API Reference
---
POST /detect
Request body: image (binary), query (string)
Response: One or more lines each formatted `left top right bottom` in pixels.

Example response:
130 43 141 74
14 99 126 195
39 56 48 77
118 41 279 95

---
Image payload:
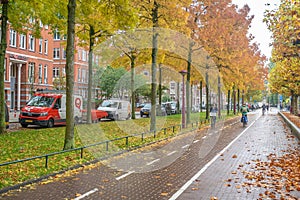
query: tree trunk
200 81 202 113
87 25 95 124
218 74 221 118
0 0 8 134
64 0 76 150
205 70 209 119
186 41 193 124
227 89 230 115
150 1 159 132
158 63 162 105
237 88 240 112
131 55 136 119
233 85 236 115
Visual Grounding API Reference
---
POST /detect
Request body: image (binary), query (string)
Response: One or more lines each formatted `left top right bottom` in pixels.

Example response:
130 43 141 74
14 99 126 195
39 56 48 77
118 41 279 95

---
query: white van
97 100 131 120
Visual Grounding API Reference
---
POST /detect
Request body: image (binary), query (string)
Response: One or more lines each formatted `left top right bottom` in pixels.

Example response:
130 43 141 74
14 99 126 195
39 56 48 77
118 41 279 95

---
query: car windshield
101 101 118 108
143 104 151 109
27 96 55 107
171 103 176 109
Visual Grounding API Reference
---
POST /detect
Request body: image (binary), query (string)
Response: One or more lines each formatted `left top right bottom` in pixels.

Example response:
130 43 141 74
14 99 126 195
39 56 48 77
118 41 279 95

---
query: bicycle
241 114 247 127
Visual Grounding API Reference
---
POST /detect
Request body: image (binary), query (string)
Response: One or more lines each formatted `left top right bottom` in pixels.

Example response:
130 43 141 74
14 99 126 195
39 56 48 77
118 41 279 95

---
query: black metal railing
0 119 211 169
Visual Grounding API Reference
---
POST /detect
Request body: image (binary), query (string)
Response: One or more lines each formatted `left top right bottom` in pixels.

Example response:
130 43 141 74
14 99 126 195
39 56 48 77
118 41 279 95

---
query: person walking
210 104 218 128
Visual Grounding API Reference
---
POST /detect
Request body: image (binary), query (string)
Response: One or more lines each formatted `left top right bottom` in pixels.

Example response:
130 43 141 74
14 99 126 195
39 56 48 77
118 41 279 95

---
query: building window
170 82 176 95
44 65 48 84
28 63 35 83
19 34 26 49
54 30 60 40
9 29 17 47
53 48 60 59
44 40 48 55
82 69 86 83
78 50 81 60
4 59 7 81
53 67 60 78
39 39 43 53
38 64 42 84
82 50 87 61
29 35 35 51
62 48 66 59
62 67 66 77
44 25 48 30
78 68 81 82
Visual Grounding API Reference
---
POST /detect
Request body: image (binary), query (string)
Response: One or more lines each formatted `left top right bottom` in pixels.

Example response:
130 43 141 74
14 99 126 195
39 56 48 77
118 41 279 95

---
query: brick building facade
4 25 93 111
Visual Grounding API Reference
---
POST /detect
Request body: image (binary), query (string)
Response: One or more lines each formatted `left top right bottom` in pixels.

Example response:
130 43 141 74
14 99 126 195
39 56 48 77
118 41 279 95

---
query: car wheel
47 118 54 128
21 123 28 128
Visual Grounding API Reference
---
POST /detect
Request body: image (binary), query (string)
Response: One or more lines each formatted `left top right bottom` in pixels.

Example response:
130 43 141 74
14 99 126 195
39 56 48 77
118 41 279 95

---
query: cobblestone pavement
1 109 299 200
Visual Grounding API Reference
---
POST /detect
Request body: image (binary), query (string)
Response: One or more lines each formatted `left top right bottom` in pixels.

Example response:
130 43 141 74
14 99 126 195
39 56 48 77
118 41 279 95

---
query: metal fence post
45 155 48 168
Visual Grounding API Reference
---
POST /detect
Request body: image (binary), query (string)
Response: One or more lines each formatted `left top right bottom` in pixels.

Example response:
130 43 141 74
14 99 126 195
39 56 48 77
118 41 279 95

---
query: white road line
167 151 177 156
193 140 200 143
146 159 160 166
202 136 207 139
74 188 98 200
169 114 261 200
116 171 135 181
182 144 189 149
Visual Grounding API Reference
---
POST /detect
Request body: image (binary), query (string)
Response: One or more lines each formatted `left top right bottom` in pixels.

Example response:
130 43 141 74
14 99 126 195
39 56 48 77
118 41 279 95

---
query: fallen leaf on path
161 192 168 196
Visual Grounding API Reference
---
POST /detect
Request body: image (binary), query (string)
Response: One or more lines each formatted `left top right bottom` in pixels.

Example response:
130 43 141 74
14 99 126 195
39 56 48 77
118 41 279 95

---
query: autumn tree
76 0 137 123
63 0 77 150
194 0 266 117
0 0 8 134
132 0 191 131
265 0 300 115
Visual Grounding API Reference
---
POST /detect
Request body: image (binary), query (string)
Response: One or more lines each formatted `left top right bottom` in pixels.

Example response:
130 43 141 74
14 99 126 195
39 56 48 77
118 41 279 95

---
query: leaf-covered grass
0 111 236 190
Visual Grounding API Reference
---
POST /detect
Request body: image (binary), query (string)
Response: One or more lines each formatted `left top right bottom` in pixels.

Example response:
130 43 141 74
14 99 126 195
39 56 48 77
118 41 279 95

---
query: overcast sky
231 0 280 59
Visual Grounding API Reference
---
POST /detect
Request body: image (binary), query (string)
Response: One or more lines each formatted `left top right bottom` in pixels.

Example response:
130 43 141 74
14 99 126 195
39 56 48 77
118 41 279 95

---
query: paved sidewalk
174 109 300 200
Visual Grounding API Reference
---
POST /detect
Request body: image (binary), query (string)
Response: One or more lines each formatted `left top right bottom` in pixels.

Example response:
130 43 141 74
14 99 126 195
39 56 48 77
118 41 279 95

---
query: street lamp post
179 70 187 128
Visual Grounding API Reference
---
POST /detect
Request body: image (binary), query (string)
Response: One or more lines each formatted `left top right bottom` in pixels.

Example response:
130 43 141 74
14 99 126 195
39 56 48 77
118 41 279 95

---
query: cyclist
240 103 249 125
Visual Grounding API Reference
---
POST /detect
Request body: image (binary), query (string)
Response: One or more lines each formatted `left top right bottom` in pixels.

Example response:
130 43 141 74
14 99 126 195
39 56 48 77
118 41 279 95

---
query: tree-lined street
0 0 299 199
1 109 299 200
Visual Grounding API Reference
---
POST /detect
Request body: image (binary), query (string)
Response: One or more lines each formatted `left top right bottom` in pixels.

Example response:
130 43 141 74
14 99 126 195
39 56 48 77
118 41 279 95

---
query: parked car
140 103 151 117
140 103 167 117
162 102 172 115
97 99 131 120
169 101 179 114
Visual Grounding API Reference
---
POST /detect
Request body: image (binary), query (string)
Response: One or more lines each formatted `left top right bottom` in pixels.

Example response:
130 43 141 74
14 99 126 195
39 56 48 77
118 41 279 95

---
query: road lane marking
169 114 261 200
116 171 135 181
202 136 207 139
182 144 189 149
74 188 98 200
167 151 177 156
146 159 160 166
193 140 200 143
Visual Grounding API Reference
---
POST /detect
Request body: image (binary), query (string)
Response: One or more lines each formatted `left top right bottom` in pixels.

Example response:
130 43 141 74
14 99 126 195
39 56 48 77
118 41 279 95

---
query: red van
19 92 83 128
